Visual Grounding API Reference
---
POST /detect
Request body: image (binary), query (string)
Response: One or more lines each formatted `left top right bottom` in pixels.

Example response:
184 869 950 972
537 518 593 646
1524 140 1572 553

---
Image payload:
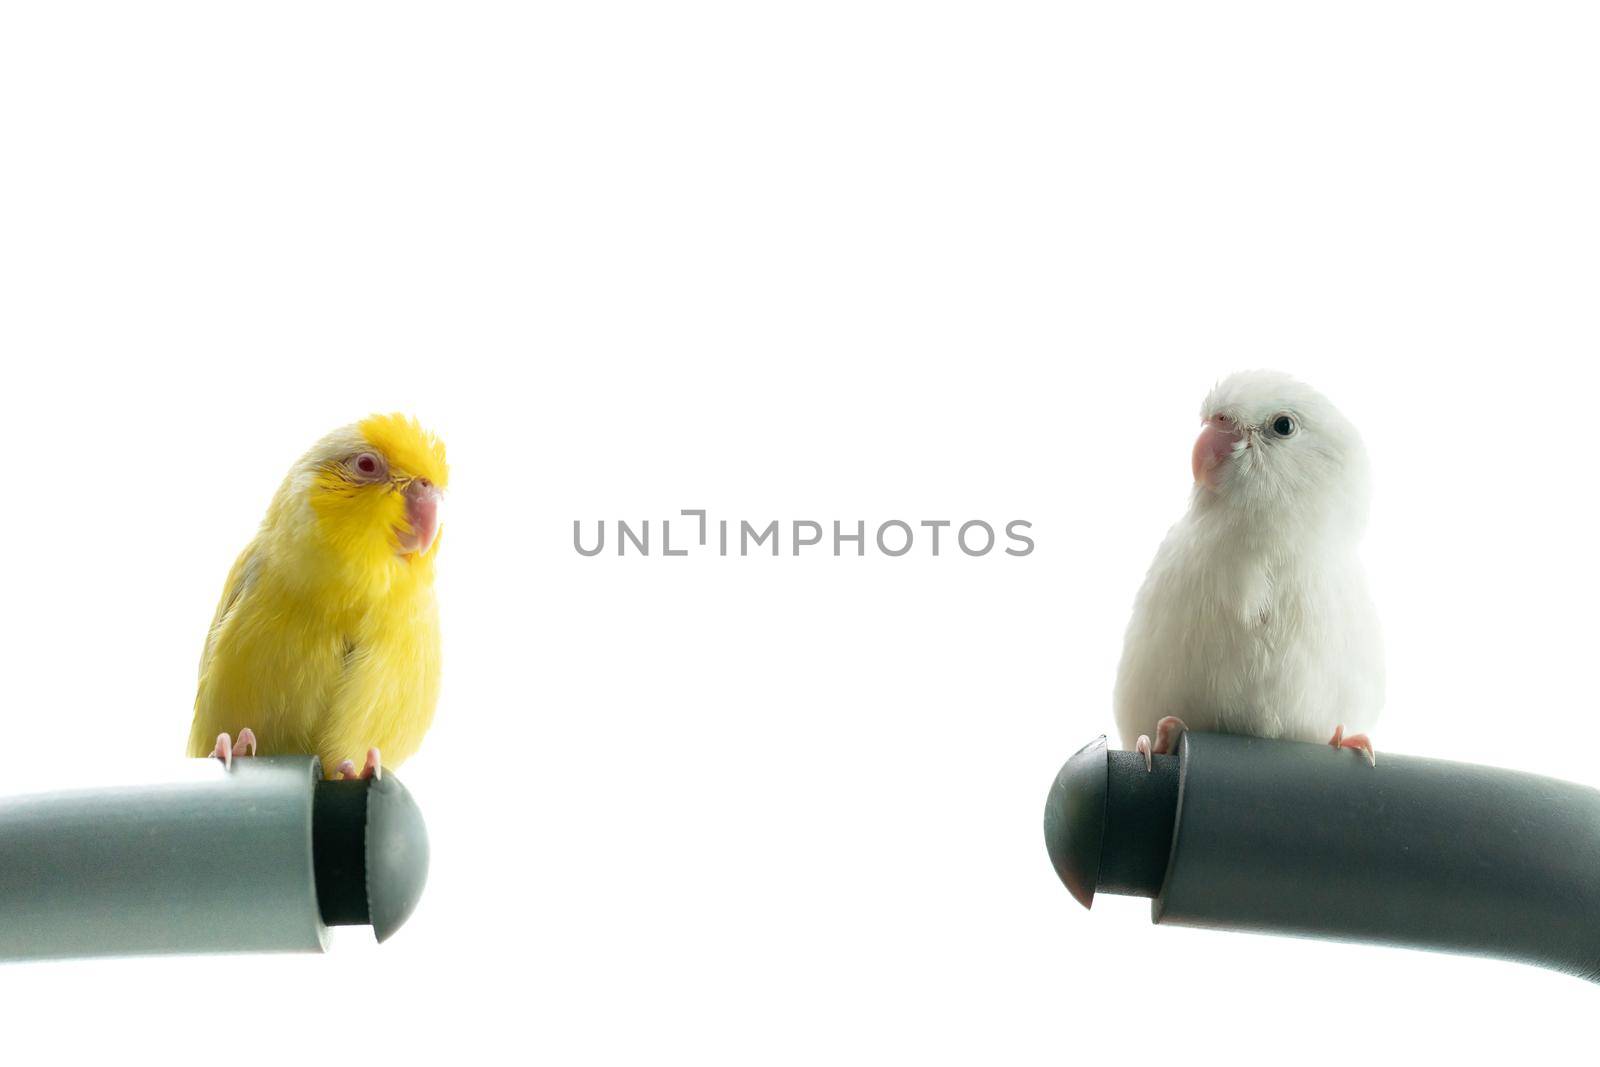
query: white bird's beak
1192 416 1245 490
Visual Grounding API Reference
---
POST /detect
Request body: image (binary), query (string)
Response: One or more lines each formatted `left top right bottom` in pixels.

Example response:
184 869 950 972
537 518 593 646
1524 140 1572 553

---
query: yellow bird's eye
349 451 388 482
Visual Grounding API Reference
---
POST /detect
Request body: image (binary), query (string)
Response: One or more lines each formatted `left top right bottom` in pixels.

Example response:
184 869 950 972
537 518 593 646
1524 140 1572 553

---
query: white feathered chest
1112 509 1385 747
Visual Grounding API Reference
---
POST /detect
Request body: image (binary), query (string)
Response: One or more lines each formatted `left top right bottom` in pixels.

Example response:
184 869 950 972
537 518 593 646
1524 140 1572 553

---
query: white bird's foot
211 728 257 771
1328 724 1375 767
1134 716 1188 771
334 747 382 782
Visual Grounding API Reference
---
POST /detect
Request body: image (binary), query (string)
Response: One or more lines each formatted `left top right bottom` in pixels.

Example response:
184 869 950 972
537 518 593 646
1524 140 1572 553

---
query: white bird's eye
350 452 386 481
1269 414 1297 437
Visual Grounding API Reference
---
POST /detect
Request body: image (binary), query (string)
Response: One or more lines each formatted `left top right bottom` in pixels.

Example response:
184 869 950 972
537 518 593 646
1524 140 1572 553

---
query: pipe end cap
365 774 430 942
1043 735 1110 909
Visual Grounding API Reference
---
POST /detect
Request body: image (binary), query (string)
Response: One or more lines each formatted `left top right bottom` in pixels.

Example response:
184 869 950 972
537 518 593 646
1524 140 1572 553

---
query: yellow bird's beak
396 478 442 556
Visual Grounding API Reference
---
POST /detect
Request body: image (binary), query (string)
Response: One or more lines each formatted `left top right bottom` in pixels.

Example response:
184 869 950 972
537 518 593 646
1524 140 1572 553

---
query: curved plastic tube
1044 732 1600 981
0 756 429 960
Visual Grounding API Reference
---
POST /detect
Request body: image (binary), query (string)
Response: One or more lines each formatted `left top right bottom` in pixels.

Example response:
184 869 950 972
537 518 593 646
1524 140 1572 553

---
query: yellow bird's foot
334 747 382 782
211 728 257 771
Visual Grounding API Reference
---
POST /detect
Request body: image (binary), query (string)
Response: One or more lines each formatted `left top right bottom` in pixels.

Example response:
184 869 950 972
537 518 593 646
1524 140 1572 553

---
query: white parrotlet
1113 370 1384 767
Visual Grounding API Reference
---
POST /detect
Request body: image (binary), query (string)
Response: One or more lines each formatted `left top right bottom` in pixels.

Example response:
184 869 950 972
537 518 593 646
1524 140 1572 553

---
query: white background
2 2 1597 1063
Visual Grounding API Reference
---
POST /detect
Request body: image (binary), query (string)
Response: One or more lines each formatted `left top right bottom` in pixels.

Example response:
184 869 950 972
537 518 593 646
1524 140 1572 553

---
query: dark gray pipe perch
1044 732 1600 982
0 756 428 961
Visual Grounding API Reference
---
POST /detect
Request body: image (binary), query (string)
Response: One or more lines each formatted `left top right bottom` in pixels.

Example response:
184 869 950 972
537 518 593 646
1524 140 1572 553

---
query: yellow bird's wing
187 543 262 756
199 543 260 678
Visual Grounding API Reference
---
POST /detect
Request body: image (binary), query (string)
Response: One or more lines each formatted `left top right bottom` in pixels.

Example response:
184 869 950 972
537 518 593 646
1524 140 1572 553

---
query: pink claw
1134 716 1188 771
1328 724 1376 767
336 748 382 781
212 728 258 770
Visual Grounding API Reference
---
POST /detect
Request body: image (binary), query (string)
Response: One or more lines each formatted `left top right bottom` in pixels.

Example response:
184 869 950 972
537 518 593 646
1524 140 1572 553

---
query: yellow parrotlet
187 414 448 779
